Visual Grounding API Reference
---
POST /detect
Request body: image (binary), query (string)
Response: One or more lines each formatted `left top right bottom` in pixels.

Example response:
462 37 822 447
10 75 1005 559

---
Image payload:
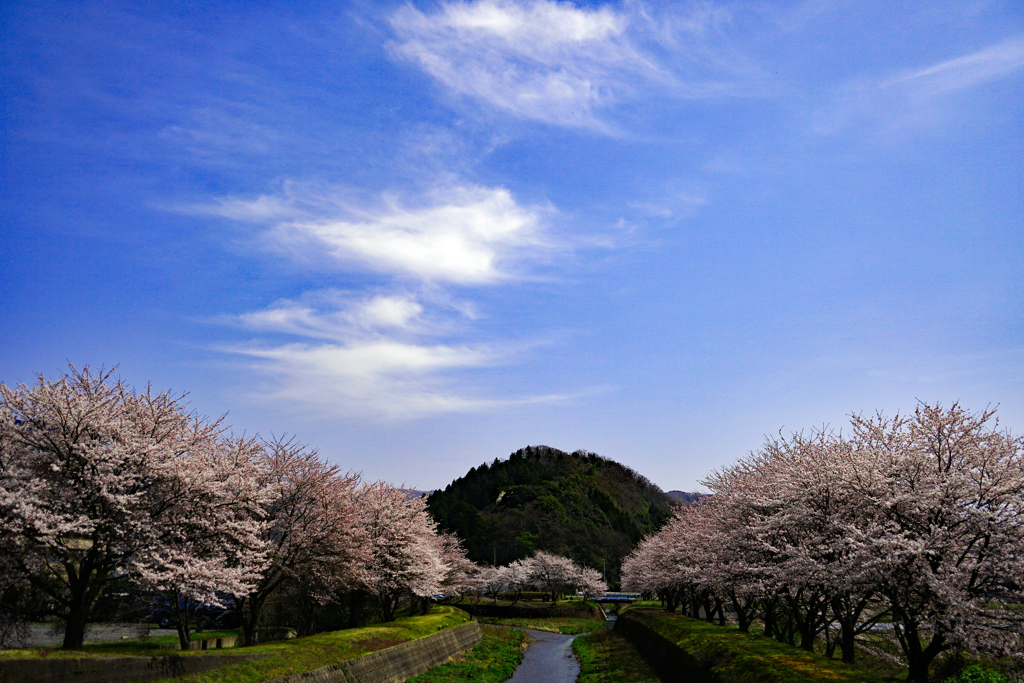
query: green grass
150 606 471 683
406 624 526 683
618 608 896 683
574 629 661 683
474 616 605 634
0 605 471 683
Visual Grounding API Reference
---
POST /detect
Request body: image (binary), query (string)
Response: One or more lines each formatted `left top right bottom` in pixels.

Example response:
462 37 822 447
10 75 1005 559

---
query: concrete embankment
615 609 700 683
265 620 483 683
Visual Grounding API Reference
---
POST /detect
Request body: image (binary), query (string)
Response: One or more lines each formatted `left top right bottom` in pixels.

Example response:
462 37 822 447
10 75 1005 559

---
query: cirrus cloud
389 0 758 131
222 300 570 419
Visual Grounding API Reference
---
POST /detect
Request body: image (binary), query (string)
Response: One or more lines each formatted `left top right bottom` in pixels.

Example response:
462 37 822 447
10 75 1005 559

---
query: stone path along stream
506 628 581 683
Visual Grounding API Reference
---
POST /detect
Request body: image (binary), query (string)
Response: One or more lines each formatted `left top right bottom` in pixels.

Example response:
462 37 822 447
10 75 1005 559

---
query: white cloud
389 0 752 130
285 187 542 284
234 293 425 341
209 184 550 284
358 295 425 329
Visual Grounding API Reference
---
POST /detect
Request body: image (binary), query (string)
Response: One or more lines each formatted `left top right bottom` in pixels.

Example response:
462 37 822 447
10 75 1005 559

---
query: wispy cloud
389 0 761 131
201 181 574 418
813 36 1024 135
230 337 502 418
878 37 1024 98
219 292 569 419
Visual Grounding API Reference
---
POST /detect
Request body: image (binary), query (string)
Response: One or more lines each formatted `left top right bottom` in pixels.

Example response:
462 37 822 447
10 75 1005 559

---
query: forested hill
426 445 672 587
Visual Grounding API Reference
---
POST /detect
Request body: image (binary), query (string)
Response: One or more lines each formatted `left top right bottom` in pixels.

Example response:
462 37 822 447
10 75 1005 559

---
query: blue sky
2 0 1022 492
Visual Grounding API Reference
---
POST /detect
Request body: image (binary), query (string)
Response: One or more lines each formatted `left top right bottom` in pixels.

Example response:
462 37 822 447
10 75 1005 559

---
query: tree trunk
347 590 368 629
763 599 777 639
176 620 192 650
169 592 195 650
732 594 757 633
799 622 816 651
62 597 89 649
840 624 856 663
240 595 265 646
59 561 101 650
904 631 946 683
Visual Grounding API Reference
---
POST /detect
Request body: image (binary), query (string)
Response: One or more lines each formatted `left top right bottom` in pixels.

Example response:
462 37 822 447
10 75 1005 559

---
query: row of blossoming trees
0 366 481 650
621 404 1024 683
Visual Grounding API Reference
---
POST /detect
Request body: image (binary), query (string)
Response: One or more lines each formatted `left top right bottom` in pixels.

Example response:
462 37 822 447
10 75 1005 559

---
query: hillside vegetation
427 446 671 586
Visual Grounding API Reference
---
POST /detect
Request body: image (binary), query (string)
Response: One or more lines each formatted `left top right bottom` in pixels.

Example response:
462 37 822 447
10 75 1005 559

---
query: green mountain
427 445 672 588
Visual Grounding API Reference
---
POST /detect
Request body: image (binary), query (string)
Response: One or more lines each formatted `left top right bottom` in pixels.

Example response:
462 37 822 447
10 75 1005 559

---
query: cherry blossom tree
478 566 507 603
131 433 270 649
843 404 1024 682
479 552 604 603
526 550 576 601
622 514 685 610
357 484 446 622
0 366 265 649
230 436 367 645
503 558 532 603
432 532 477 602
568 563 607 601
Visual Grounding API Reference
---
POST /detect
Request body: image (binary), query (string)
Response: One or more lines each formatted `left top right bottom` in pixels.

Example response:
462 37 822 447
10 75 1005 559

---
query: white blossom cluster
621 404 1024 683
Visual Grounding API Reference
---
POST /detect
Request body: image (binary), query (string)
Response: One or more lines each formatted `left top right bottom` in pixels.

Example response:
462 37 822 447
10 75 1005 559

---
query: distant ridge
665 490 703 505
427 445 672 588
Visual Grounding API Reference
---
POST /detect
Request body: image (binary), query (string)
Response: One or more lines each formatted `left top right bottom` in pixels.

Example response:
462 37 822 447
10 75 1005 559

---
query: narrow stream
506 628 581 683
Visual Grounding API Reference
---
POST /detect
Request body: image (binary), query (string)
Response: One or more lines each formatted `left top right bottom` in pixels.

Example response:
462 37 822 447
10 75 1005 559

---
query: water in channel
506 628 581 683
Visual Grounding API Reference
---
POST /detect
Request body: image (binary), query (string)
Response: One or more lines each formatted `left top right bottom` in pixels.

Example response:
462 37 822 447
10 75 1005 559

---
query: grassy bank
2 606 471 683
151 606 470 683
574 629 661 683
617 608 894 683
406 624 526 683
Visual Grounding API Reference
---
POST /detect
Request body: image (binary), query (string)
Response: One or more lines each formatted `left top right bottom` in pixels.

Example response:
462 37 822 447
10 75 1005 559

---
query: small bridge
594 592 641 604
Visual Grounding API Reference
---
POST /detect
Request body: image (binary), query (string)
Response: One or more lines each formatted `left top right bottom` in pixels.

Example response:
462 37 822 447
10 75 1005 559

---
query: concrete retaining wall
157 635 241 650
614 610 713 683
156 628 295 650
265 621 483 683
0 653 272 683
